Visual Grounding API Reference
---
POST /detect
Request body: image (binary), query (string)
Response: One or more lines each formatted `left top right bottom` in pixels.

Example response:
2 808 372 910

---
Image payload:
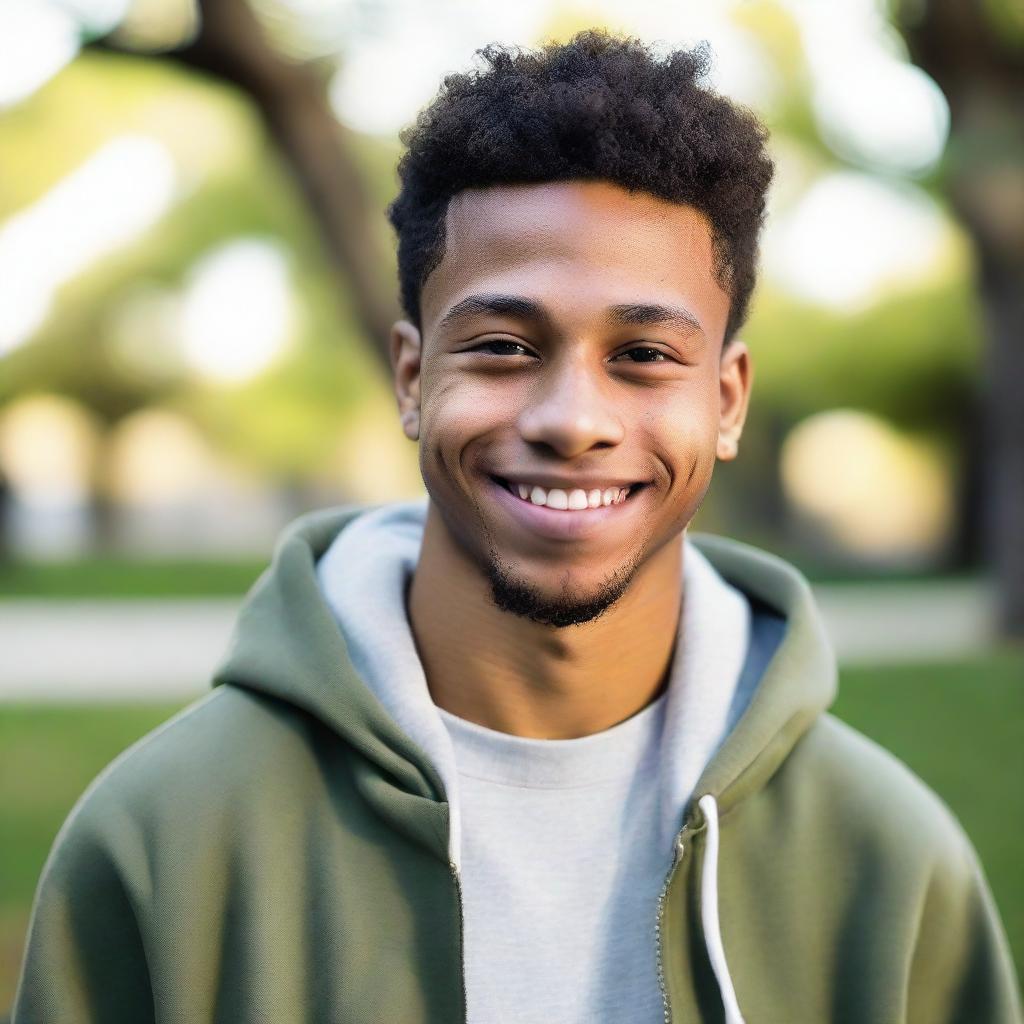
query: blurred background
1 0 1021 1010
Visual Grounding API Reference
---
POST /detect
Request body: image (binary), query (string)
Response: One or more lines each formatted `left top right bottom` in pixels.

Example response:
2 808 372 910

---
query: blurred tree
894 0 1024 637
724 0 988 566
0 0 1002 617
93 0 399 370
0 467 9 560
0 52 394 552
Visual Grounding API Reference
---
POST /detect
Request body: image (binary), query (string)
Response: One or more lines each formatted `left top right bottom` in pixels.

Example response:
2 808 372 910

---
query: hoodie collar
683 533 838 820
211 502 837 847
212 502 448 806
313 496 756 867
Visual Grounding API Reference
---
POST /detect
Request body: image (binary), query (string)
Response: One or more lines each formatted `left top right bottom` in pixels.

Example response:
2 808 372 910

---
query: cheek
634 397 720 508
643 398 719 464
424 375 500 437
419 375 507 487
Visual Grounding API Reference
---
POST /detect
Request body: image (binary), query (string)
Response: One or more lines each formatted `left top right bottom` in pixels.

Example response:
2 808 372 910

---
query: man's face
392 179 751 628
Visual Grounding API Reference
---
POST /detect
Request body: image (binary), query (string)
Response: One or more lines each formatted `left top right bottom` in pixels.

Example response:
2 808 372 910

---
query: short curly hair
387 30 774 345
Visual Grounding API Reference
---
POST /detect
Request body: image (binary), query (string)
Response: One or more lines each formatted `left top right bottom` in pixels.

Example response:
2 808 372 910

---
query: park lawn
0 557 266 598
1 651 1022 1014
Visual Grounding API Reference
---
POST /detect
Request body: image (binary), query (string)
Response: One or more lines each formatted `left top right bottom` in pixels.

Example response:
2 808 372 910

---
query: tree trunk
899 0 1024 638
0 470 10 562
978 247 1024 636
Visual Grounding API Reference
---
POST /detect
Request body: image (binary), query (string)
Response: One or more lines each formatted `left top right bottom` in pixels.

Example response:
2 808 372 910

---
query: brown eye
472 340 532 356
615 347 672 363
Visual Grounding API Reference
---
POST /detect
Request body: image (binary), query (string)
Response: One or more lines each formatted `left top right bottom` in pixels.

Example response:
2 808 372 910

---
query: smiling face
391 179 752 628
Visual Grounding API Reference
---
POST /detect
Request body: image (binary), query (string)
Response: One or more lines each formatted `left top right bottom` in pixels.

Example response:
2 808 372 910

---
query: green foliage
0 51 394 478
729 0 825 153
0 53 239 210
0 11 988 504
746 272 983 434
984 0 1024 46
888 0 1024 51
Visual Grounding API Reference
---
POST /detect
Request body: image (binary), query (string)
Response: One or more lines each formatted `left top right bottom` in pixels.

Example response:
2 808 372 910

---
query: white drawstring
697 794 745 1024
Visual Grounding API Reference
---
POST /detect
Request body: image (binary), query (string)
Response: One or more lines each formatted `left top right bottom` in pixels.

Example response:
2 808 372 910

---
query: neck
407 502 685 739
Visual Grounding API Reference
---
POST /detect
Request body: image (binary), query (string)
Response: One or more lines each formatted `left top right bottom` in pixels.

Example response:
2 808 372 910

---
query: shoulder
93 684 312 787
777 713 976 869
46 686 322 859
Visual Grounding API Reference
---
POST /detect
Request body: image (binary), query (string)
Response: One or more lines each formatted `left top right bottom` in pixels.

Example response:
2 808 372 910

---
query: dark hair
387 30 774 344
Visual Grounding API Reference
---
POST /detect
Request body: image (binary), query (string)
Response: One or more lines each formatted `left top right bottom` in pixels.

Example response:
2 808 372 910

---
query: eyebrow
606 302 704 336
437 293 705 337
437 294 553 334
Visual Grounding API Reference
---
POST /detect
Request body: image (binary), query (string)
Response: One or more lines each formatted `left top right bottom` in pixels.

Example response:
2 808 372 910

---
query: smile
485 474 649 542
492 477 638 509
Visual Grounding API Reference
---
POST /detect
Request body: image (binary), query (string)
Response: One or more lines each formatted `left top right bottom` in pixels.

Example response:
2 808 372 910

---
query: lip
483 474 649 542
498 473 641 491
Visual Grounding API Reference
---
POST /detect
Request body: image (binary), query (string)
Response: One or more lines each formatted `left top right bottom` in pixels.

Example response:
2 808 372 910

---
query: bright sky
0 0 953 372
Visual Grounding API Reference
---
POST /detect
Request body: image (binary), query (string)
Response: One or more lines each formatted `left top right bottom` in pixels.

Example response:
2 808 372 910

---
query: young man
13 31 1021 1024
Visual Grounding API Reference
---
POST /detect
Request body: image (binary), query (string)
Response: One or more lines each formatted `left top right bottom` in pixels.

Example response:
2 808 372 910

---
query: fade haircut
387 30 775 344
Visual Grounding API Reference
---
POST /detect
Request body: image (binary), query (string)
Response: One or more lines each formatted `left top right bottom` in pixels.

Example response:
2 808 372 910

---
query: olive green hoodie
12 503 1022 1023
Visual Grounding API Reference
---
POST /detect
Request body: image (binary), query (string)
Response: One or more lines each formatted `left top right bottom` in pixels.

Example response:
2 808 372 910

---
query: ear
390 319 422 442
716 339 753 462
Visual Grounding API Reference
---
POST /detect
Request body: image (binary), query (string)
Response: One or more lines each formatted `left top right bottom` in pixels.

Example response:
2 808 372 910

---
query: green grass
1 653 1021 1014
0 558 266 598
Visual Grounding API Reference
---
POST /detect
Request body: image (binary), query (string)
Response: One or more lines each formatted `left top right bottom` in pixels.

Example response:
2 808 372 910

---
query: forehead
419 180 729 339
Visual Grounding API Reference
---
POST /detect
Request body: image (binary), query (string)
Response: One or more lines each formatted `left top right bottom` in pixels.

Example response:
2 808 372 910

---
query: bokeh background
1 0 1022 1011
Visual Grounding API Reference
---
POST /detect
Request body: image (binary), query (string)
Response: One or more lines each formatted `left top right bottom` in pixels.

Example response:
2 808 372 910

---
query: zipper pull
672 830 687 867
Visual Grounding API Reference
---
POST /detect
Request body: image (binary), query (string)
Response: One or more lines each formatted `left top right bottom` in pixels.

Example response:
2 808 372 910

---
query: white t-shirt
438 693 669 1023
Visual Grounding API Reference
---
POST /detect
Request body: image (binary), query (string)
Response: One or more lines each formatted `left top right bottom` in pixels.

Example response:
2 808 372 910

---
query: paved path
0 580 999 701
0 599 240 701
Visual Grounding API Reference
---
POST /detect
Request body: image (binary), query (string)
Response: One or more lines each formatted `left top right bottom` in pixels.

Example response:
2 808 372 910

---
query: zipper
655 827 689 1024
449 860 469 1024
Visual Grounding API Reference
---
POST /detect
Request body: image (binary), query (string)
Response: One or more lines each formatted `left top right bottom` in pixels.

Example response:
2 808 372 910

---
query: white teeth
507 479 632 509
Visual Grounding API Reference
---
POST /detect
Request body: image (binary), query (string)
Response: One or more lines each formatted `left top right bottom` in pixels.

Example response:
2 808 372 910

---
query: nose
516 349 625 458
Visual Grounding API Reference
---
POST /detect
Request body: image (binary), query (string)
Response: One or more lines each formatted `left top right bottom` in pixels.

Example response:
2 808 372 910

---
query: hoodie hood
211 500 837 846
685 532 838 818
312 497 771 870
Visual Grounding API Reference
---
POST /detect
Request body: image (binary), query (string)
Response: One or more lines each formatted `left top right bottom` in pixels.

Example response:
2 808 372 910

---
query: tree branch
92 0 400 372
